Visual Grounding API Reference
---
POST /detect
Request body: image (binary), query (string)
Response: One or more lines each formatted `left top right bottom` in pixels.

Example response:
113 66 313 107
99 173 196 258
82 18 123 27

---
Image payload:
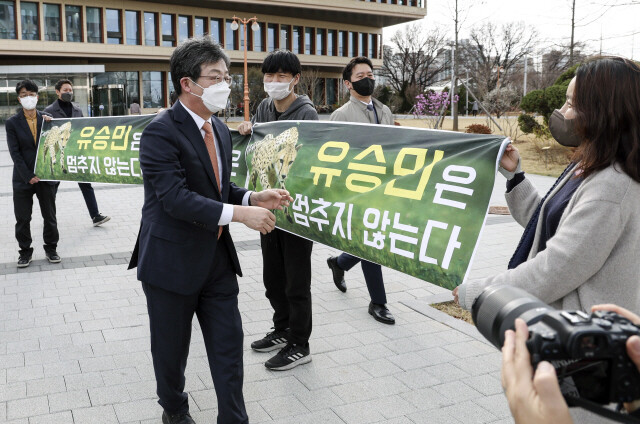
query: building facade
0 0 426 121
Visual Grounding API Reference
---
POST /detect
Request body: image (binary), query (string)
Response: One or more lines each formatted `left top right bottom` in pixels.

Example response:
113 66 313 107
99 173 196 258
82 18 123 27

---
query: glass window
125 10 139 45
106 9 121 44
0 1 17 39
86 7 101 43
194 17 205 37
43 4 60 41
126 71 139 106
210 18 221 44
280 24 290 51
359 32 366 56
65 5 81 42
178 15 189 43
161 13 175 47
316 28 325 55
21 2 39 40
327 78 336 105
144 12 156 46
252 22 263 52
267 23 276 52
369 33 375 58
225 20 236 50
292 26 302 54
327 30 336 56
304 27 312 55
142 71 164 108
349 31 356 57
338 31 346 56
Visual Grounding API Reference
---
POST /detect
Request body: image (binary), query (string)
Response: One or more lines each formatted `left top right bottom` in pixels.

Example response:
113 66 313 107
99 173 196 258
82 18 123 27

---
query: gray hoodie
251 95 318 124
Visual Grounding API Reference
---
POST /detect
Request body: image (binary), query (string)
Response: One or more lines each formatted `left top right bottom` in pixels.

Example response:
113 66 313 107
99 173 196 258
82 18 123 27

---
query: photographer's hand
502 319 574 424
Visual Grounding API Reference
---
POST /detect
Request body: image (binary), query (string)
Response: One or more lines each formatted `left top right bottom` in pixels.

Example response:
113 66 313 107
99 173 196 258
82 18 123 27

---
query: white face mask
20 95 38 110
188 79 231 113
264 78 295 101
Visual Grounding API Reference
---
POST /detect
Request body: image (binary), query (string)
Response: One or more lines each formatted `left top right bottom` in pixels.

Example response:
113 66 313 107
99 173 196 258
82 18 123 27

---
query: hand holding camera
472 285 640 423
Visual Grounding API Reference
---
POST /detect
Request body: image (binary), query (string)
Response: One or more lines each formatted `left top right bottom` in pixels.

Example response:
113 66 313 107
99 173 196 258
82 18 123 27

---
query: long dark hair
573 56 640 182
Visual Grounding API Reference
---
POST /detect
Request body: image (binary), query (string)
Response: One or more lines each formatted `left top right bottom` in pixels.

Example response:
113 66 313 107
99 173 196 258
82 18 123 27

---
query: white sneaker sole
17 259 31 268
266 354 312 371
46 256 61 263
251 341 287 353
93 216 111 226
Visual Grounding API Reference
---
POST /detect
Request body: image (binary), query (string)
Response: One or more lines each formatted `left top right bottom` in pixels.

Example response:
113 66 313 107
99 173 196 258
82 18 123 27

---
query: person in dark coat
6 80 60 267
44 79 110 226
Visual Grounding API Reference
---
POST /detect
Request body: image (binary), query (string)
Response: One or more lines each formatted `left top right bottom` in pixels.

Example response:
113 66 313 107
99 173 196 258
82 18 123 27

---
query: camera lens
472 285 552 349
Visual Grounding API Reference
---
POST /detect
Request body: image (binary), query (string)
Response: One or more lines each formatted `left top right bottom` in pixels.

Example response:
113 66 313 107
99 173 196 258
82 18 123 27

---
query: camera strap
566 396 640 424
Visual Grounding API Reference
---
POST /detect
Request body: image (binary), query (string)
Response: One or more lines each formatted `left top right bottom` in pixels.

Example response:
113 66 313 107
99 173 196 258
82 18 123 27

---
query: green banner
36 116 508 288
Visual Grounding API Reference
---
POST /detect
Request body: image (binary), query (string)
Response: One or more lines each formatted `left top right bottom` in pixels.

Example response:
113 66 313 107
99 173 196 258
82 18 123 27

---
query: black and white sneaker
265 343 311 371
251 329 289 352
92 213 111 226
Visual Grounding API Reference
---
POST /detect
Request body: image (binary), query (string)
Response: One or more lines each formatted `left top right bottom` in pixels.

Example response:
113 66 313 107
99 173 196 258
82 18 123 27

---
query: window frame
0 0 18 40
43 3 61 41
105 8 123 44
20 1 41 41
125 9 141 45
85 6 102 43
64 4 83 42
161 13 176 47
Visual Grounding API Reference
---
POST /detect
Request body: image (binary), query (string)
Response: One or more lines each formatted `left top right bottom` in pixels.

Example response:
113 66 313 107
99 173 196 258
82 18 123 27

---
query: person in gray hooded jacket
238 49 318 371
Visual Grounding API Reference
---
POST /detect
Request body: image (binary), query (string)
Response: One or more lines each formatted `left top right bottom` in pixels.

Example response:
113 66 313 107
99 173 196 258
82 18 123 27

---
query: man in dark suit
6 79 60 267
128 38 291 424
44 79 110 227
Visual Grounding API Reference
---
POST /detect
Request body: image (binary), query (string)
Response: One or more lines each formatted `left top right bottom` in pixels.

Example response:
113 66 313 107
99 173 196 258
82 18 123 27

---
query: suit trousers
260 229 313 346
337 253 387 305
142 242 247 424
78 182 99 218
13 182 59 256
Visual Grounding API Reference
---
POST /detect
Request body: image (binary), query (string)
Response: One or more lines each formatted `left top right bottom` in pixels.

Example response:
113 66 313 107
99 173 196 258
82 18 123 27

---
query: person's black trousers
78 182 99 218
142 243 248 424
337 253 388 305
260 229 313 346
13 181 59 256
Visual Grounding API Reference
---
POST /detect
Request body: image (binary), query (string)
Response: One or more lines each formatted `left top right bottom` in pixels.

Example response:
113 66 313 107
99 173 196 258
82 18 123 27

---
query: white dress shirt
182 103 251 226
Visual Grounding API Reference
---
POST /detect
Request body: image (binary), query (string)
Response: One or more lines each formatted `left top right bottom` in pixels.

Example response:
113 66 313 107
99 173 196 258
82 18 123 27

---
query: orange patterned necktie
202 121 223 239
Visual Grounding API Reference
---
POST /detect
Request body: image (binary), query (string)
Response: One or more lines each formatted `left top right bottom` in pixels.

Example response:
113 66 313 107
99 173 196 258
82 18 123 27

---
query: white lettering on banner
292 194 353 240
332 202 353 240
432 165 477 209
389 213 419 259
231 150 241 177
363 208 390 250
104 157 141 177
419 220 462 269
131 132 141 151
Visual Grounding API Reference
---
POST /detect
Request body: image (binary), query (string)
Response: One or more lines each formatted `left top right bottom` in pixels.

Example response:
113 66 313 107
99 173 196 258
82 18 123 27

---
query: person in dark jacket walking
44 79 110 226
6 80 60 267
238 49 318 371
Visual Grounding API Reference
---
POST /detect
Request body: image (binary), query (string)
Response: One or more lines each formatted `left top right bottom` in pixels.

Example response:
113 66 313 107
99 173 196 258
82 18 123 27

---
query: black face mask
60 92 73 103
549 109 582 147
351 78 375 97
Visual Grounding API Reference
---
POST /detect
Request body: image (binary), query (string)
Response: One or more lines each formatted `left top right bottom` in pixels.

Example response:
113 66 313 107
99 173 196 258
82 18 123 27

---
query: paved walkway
0 125 556 424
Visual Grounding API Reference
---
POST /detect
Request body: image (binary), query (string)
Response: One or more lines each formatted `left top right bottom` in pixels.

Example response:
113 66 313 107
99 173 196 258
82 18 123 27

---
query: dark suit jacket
5 110 56 187
128 101 248 295
43 99 84 118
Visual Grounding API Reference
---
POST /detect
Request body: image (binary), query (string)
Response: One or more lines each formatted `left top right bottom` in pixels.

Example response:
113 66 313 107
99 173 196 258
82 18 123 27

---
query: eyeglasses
200 74 233 85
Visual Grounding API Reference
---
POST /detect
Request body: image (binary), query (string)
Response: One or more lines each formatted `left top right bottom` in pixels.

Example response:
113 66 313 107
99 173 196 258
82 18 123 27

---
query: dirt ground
430 301 473 324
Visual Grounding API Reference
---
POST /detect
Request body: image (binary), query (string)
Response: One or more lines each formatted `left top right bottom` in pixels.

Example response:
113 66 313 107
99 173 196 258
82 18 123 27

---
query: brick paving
1 125 555 423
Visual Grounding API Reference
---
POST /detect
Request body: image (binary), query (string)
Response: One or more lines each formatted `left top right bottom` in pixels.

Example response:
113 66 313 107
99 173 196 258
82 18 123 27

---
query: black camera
472 285 640 409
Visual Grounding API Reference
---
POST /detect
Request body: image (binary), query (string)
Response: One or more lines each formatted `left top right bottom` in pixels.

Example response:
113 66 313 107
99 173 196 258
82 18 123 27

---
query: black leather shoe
162 410 195 424
368 302 395 325
45 252 61 263
327 256 347 293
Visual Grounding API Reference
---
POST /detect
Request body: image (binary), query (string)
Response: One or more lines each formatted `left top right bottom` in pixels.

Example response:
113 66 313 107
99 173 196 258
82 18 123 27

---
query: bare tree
379 23 447 96
461 21 538 99
298 68 322 104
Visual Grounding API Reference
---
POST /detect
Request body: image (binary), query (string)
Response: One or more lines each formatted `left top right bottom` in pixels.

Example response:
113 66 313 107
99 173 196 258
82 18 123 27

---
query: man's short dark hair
261 49 302 76
170 37 230 95
342 56 374 82
15 80 38 94
55 79 73 91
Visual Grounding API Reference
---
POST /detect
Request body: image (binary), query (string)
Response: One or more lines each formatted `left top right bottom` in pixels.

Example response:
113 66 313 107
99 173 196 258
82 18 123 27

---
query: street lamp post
231 15 259 121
